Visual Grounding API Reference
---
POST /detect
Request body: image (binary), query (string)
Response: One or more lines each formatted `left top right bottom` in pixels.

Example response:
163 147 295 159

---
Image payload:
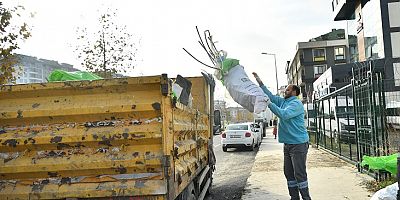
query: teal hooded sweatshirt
261 85 309 144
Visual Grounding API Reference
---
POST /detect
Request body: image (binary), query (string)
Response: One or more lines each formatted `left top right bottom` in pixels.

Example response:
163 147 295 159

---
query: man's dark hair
292 85 300 96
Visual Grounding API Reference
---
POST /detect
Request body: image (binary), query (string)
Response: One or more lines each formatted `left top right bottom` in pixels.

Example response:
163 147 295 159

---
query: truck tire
206 178 212 195
222 146 227 152
188 193 196 200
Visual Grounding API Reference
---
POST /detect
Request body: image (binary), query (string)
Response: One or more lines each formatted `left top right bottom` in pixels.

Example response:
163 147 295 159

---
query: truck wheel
206 178 212 195
186 182 196 200
222 146 227 152
188 193 196 200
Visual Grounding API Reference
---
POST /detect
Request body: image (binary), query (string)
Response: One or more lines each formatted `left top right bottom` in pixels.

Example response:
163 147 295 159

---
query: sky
5 0 345 106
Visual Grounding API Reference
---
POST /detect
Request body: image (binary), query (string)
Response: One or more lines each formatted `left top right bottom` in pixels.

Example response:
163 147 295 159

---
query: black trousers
284 142 311 200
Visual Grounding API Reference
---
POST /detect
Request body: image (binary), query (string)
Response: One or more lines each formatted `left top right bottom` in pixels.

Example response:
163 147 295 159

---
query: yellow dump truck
0 74 217 200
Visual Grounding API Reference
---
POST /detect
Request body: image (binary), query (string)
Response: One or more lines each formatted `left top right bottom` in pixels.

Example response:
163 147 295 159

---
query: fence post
335 94 341 156
351 78 361 171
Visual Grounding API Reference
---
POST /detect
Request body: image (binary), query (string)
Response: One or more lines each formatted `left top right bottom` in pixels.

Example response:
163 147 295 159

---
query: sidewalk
241 128 374 200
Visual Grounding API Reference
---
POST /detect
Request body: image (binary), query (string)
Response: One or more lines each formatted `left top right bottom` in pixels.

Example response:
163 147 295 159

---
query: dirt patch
252 154 283 172
307 147 349 168
251 146 350 173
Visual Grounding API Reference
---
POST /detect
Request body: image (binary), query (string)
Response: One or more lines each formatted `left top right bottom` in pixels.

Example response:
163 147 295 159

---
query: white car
252 123 263 142
221 122 260 152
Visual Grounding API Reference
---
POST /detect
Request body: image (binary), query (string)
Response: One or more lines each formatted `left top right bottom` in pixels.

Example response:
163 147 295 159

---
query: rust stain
151 102 161 110
17 110 23 119
113 165 127 174
60 177 71 184
56 143 71 150
135 161 144 165
48 172 58 177
50 136 62 143
134 180 145 188
98 135 112 146
32 103 40 108
122 132 129 139
2 139 18 147
23 138 36 145
32 183 45 192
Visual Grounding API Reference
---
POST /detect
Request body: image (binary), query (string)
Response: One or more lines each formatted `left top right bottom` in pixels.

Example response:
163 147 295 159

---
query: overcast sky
6 0 345 106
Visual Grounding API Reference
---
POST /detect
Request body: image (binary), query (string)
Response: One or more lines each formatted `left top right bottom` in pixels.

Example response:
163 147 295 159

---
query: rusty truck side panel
0 75 212 200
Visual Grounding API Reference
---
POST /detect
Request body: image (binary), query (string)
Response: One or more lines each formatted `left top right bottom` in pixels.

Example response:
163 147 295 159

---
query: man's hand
252 72 264 86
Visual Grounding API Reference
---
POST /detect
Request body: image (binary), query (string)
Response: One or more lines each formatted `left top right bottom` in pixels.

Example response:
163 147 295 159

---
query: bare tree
0 2 32 85
74 8 139 78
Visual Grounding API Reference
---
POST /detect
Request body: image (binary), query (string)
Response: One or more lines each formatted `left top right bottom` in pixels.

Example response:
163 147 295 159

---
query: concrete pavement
241 128 374 200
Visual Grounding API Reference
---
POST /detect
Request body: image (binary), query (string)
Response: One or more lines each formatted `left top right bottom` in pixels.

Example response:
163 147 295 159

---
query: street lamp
261 52 279 94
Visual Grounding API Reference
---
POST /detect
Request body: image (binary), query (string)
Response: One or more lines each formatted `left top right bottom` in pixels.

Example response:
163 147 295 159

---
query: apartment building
286 29 349 102
14 54 77 84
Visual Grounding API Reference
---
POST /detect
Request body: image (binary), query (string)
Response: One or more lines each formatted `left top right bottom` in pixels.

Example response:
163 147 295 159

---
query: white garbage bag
223 65 268 113
370 182 398 200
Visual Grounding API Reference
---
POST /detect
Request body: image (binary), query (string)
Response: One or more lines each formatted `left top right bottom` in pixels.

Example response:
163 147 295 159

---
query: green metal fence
313 85 358 162
310 61 400 179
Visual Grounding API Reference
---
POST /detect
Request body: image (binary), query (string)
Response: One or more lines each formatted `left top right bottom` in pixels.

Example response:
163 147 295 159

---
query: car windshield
226 124 249 130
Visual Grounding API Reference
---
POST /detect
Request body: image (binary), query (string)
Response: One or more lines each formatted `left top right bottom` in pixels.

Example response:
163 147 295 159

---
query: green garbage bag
48 70 102 82
361 153 398 175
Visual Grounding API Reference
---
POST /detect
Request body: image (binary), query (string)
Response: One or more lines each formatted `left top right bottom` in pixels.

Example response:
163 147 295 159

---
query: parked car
221 122 259 152
252 123 263 142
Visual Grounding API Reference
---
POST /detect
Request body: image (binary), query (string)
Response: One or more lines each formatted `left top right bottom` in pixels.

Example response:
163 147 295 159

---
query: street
205 134 259 200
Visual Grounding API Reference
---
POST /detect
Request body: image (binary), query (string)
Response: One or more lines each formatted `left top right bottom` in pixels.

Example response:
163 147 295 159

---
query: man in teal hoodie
253 72 311 200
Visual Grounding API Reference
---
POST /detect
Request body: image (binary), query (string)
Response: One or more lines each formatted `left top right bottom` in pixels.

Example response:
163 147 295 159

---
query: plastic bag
48 70 102 82
223 65 268 113
361 154 398 175
370 182 398 200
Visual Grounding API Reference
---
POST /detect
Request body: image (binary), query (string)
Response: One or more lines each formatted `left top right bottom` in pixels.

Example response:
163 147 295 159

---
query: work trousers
284 142 311 200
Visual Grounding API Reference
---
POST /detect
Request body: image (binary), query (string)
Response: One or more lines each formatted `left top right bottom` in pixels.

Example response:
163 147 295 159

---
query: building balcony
332 0 357 21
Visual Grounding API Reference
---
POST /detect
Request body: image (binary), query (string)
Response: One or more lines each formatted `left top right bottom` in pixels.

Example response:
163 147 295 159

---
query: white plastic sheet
370 182 398 200
223 65 268 113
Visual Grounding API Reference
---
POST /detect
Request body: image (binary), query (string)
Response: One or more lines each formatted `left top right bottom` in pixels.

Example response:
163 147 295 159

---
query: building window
391 32 400 58
313 48 326 61
394 63 400 86
334 47 345 60
300 51 304 61
388 2 400 28
314 65 326 77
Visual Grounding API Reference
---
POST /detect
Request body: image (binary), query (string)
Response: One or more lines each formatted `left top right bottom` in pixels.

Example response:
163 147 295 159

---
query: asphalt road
204 134 259 200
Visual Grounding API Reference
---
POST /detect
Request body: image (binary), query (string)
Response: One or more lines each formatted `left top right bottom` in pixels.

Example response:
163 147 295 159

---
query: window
313 48 326 61
314 65 326 77
334 47 345 60
391 32 400 58
388 2 400 28
394 63 400 86
300 51 304 60
227 124 249 130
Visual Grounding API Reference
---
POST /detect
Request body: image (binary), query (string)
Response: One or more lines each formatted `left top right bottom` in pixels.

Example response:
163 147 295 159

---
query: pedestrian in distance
272 118 278 139
252 72 312 200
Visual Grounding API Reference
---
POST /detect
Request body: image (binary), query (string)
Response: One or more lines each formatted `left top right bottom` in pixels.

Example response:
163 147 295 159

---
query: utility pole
261 52 279 94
